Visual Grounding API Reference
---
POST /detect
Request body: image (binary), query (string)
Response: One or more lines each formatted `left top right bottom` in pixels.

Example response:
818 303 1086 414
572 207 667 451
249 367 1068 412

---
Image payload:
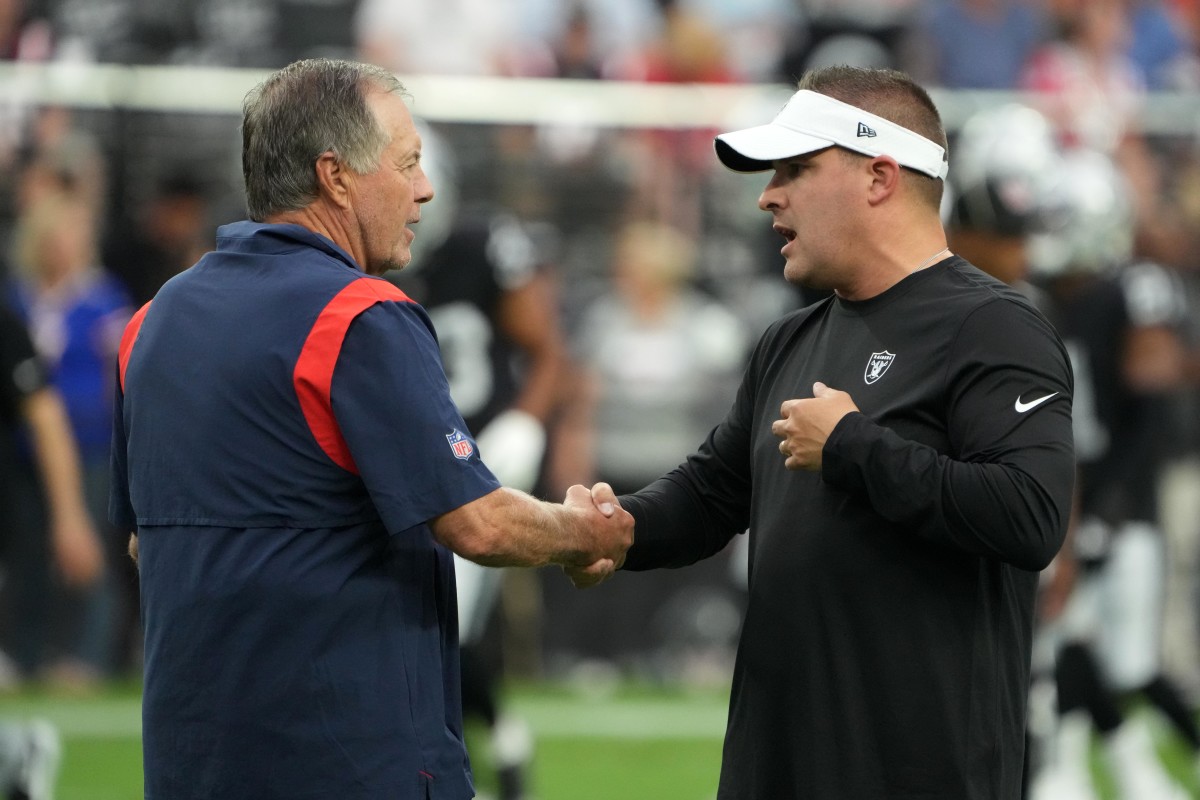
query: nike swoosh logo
1014 392 1059 413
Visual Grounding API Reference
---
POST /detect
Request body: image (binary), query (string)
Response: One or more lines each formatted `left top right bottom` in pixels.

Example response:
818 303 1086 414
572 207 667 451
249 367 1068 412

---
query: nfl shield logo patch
446 429 475 460
864 351 895 385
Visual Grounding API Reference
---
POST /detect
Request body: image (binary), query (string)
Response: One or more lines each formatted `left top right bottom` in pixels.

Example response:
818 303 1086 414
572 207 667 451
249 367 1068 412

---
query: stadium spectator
674 0 799 82
354 0 522 76
0 0 52 189
545 4 606 79
615 0 736 233
910 0 1049 89
546 219 747 672
0 0 49 62
1019 0 1170 303
1127 0 1200 89
775 0 921 80
593 66 1075 799
14 109 106 224
555 220 746 496
110 58 631 800
108 0 283 68
1020 0 1146 155
510 0 663 79
6 191 129 688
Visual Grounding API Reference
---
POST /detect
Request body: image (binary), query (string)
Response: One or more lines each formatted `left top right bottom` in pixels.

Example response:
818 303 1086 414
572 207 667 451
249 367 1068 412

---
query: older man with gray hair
111 58 631 800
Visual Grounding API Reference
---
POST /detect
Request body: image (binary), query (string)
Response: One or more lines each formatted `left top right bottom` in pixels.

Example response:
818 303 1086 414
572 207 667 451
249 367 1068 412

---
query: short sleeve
109 371 136 531
331 301 500 534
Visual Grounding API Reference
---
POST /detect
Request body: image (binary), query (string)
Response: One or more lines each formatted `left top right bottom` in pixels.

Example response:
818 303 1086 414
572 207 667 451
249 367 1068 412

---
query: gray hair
241 59 405 221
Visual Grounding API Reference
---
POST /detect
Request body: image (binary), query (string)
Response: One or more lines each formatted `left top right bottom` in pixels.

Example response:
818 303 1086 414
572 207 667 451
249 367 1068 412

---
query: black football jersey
391 214 538 435
1047 261 1186 523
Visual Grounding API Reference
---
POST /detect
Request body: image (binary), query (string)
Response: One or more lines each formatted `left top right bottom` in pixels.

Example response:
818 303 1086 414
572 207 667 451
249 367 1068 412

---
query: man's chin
370 255 411 277
783 261 808 287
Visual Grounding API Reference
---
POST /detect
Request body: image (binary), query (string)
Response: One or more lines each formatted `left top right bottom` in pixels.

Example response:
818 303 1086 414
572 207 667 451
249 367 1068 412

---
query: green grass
2 681 1197 800
56 737 143 800
0 684 142 800
0 681 727 800
470 683 726 800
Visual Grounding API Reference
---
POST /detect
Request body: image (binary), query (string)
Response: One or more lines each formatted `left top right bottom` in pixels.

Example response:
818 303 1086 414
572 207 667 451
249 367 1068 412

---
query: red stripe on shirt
294 278 413 474
118 301 152 393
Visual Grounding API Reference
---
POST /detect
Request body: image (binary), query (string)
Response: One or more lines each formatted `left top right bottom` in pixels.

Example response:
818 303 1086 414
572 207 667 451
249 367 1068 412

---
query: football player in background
1022 149 1196 800
946 105 1199 800
391 123 567 800
0 302 98 800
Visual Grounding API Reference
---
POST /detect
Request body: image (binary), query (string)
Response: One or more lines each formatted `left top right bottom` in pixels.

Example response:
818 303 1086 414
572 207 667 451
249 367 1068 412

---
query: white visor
715 90 949 180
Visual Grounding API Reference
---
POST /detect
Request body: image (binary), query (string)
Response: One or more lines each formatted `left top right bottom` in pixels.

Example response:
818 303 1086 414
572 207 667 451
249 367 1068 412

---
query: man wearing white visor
598 66 1076 799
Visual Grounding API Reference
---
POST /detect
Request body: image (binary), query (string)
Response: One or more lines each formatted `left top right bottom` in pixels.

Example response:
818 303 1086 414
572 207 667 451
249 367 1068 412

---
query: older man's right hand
562 482 633 588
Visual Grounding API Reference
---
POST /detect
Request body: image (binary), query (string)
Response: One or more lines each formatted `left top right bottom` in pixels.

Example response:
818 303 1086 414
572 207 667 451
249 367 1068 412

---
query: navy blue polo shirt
111 221 499 800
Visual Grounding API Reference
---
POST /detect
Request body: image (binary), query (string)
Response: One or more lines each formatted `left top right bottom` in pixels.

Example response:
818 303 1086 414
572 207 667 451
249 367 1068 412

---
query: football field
3 681 1196 799
0 681 728 800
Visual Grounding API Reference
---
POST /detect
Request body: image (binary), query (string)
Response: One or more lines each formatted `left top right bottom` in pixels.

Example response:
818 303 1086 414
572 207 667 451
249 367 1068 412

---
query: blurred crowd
0 0 1198 731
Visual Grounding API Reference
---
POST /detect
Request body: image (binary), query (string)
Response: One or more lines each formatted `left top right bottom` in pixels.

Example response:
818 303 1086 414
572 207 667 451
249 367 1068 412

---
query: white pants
1057 521 1166 690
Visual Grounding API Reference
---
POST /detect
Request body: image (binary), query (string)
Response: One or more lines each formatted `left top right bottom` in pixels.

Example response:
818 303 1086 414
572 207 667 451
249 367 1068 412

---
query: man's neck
835 224 949 302
265 205 364 272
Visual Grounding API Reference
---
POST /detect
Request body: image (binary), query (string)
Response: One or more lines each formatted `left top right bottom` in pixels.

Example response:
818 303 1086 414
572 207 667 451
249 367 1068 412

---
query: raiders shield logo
864 351 895 384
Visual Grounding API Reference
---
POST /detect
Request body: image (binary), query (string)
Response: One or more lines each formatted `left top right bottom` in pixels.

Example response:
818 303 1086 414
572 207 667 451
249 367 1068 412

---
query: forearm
23 387 103 585
620 470 746 571
432 487 627 568
22 389 91 527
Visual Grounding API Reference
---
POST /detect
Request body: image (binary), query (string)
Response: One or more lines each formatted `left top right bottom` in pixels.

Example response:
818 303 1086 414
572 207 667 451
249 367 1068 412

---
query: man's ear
866 155 901 206
314 151 352 210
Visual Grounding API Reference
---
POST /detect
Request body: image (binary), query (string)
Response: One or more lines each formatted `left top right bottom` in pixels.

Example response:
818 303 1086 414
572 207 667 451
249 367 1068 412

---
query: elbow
433 508 509 566
1017 528 1066 572
1000 472 1072 571
447 521 508 566
1007 512 1068 572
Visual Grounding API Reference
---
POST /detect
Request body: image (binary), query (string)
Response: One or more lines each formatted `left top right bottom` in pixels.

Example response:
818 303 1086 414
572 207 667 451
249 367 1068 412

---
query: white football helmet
946 103 1061 237
1028 149 1135 277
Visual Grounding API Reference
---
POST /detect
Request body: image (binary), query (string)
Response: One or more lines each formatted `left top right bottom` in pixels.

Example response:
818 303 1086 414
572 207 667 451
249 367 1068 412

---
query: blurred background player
945 104 1197 800
4 186 129 687
942 102 1076 795
390 122 567 800
1 300 104 799
944 102 1061 289
1022 149 1197 800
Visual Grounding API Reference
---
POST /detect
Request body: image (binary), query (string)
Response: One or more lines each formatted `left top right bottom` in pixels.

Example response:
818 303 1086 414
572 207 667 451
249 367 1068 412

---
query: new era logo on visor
857 122 877 138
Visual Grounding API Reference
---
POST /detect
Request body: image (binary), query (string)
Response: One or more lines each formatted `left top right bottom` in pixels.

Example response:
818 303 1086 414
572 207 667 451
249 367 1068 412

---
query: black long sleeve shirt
621 258 1074 800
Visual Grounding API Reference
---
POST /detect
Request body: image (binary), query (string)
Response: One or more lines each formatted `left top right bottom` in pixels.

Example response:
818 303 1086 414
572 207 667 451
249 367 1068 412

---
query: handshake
558 482 634 589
